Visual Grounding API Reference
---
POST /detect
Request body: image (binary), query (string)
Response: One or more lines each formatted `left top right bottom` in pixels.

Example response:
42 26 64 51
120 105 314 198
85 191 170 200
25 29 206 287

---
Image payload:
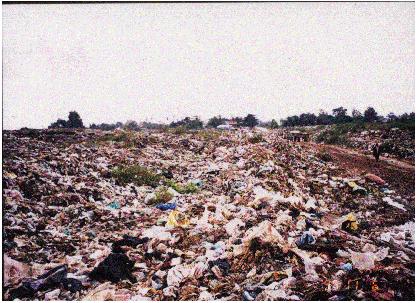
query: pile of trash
347 129 414 160
3 128 415 300
313 126 415 161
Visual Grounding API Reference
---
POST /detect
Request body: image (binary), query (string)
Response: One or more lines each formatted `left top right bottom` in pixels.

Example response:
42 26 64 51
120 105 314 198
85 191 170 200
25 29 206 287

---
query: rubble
2 128 415 300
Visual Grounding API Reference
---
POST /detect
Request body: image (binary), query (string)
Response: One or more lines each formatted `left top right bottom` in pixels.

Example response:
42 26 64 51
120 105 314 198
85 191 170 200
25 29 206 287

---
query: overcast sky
3 2 414 129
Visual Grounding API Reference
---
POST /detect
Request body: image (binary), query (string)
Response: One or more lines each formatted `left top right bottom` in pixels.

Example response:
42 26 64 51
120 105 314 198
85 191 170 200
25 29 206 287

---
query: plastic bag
350 247 389 271
342 213 358 232
242 221 285 249
83 282 116 301
3 256 30 286
224 218 245 236
167 262 207 287
166 211 190 228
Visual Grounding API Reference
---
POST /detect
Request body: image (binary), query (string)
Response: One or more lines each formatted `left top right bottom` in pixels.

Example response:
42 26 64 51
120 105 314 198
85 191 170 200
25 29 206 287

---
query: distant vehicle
287 130 310 142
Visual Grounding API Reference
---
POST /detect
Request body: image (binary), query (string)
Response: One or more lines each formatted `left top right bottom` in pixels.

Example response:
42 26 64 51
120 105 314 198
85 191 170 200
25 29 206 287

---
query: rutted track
308 142 415 199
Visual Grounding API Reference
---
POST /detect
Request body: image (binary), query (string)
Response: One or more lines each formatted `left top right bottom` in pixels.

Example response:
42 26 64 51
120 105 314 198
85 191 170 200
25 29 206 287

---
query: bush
97 131 142 148
170 117 203 129
165 179 199 194
315 124 355 145
172 126 188 135
196 129 221 141
111 165 161 187
147 186 174 204
49 111 84 129
248 133 264 144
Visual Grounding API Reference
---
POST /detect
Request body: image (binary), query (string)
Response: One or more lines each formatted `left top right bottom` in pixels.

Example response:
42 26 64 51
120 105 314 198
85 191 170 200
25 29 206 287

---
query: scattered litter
165 210 190 228
2 128 414 300
383 196 407 211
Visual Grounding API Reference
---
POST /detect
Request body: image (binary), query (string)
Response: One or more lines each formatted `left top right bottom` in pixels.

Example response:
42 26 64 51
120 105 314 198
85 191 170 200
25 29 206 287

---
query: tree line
280 107 415 127
48 108 414 130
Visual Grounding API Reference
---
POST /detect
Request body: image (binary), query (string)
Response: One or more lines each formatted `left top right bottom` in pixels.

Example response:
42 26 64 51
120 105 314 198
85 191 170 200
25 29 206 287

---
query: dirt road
307 142 415 198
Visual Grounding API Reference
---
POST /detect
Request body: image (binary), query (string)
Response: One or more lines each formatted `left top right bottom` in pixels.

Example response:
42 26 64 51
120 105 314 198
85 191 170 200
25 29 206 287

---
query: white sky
2 2 415 129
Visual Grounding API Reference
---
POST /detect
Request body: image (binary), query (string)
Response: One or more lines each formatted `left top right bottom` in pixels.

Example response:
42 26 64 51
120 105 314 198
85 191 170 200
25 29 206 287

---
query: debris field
3 128 415 300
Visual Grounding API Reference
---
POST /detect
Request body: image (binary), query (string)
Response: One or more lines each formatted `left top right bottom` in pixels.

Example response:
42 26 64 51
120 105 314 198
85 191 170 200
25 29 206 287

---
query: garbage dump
2 128 415 300
312 125 415 161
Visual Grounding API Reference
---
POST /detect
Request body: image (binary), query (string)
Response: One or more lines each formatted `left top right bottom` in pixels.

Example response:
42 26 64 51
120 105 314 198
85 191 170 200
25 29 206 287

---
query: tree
299 113 317 126
352 109 363 121
232 117 244 127
207 116 225 128
364 107 378 122
332 107 351 124
170 116 203 129
243 114 258 128
281 115 300 127
387 112 397 122
48 118 67 129
67 111 84 128
187 117 203 129
317 110 334 125
398 112 414 122
270 119 279 129
124 120 139 131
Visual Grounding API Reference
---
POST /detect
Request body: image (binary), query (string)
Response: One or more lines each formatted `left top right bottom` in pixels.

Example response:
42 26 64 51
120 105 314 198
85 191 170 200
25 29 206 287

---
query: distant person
372 143 381 161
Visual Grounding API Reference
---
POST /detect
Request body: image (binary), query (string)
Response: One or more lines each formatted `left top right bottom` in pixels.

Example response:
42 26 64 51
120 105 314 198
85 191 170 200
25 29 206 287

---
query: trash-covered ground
3 128 415 300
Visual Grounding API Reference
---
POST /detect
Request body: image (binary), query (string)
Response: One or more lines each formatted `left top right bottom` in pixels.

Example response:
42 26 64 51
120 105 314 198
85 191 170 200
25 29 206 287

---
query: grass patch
315 123 357 145
165 179 199 194
147 186 174 204
316 130 347 145
111 165 161 187
248 133 264 144
97 131 142 148
171 126 188 135
195 129 221 141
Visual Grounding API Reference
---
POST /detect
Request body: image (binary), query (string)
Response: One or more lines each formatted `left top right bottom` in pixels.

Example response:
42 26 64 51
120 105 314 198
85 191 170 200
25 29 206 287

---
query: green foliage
315 125 350 145
196 129 221 141
316 131 346 145
270 119 279 129
148 186 174 204
97 131 141 148
207 116 226 128
49 119 67 129
67 111 84 128
49 111 84 129
172 126 188 135
364 107 378 122
170 116 203 129
248 133 264 144
123 120 140 131
111 165 161 187
317 110 334 125
165 179 199 194
90 122 123 130
243 114 258 128
315 119 415 145
381 119 415 131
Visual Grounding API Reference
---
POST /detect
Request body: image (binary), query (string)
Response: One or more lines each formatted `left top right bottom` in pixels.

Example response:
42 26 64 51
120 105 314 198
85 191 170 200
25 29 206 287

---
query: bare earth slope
311 143 415 198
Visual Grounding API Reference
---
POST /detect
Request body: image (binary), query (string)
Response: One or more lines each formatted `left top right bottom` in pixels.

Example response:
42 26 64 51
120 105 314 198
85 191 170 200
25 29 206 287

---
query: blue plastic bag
155 202 177 211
